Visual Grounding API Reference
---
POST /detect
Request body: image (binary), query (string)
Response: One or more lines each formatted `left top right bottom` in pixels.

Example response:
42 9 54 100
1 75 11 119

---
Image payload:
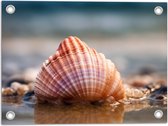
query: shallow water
2 97 167 124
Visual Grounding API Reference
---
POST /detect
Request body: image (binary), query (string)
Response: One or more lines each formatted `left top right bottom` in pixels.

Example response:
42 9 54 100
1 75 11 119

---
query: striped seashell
35 36 125 104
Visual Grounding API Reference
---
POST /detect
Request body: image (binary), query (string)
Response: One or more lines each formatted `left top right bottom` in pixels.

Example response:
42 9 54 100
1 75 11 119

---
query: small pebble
10 82 31 96
118 99 131 105
155 95 164 100
126 88 145 99
129 75 153 87
141 88 150 95
28 82 34 91
11 82 22 91
5 75 30 87
110 101 120 107
17 85 29 96
106 96 115 103
151 86 167 95
23 91 34 101
2 87 16 96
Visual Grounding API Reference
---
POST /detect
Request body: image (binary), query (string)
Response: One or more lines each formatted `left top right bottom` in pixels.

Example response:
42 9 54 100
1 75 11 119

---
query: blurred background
2 2 167 82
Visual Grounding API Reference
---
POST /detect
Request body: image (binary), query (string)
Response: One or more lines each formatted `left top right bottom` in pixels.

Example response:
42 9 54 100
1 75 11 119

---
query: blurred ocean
2 2 167 37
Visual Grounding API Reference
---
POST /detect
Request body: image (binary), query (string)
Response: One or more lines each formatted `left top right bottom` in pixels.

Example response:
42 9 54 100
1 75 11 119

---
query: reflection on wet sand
34 99 167 124
35 103 124 124
2 96 167 124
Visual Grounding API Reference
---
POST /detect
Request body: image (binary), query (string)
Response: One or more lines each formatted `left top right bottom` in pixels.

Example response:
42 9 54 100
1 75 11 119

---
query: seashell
35 36 125 103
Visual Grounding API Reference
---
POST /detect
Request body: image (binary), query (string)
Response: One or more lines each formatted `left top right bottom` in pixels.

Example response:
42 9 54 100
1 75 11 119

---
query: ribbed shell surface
35 36 125 103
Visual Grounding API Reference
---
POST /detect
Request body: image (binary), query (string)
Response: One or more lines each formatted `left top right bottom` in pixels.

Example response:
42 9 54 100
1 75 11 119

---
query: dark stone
139 67 156 75
151 86 167 95
155 95 164 100
23 91 34 101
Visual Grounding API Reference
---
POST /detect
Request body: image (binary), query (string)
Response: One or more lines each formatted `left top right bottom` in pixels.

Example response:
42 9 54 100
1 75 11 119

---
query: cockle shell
35 36 125 104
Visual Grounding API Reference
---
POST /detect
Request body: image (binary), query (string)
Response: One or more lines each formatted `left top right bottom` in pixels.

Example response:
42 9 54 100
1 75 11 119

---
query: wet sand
2 98 167 124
